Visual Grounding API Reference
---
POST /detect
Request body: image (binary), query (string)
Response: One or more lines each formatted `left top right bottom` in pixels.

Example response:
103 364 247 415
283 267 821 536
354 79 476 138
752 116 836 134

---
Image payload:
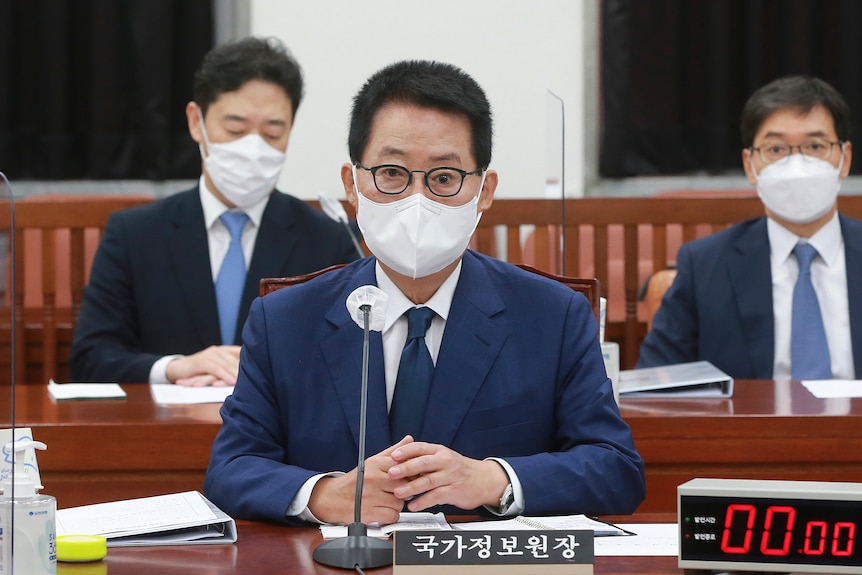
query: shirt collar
198 175 269 229
376 260 462 333
767 211 842 266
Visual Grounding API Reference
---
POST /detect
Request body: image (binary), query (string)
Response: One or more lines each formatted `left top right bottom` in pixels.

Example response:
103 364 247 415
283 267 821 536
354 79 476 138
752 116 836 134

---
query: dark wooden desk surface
12 384 222 508
619 379 862 518
9 379 862 518
90 519 681 575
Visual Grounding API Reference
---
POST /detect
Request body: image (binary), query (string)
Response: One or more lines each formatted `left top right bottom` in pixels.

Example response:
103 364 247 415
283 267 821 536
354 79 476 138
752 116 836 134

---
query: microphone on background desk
319 193 366 260
313 285 391 570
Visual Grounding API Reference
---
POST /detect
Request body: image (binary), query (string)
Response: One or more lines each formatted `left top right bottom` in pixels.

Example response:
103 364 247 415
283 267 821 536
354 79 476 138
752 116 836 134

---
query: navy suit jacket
204 251 645 523
638 214 862 378
69 187 359 383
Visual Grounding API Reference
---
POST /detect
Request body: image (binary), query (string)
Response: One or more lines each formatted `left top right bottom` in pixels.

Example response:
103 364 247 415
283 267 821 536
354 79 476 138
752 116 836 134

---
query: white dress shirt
769 213 855 380
147 176 270 384
288 260 525 522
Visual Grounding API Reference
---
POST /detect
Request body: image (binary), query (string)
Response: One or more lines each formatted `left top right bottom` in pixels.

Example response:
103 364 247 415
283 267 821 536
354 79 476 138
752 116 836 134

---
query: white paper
48 379 126 400
594 523 678 556
0 428 42 491
802 379 862 398
320 512 451 539
454 514 629 536
149 383 233 405
57 491 216 538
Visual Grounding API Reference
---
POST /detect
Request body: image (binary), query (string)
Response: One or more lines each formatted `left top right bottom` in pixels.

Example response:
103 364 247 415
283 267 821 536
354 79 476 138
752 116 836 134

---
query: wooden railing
7 193 862 382
472 196 862 368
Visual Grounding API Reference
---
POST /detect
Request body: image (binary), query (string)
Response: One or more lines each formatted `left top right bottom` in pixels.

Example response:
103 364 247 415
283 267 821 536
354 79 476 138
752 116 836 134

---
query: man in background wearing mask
638 75 862 380
70 37 358 385
205 60 645 525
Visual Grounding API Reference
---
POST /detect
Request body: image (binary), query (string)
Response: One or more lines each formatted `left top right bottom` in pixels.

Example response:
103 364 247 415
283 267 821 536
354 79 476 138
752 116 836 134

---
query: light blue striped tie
790 242 831 380
215 211 249 345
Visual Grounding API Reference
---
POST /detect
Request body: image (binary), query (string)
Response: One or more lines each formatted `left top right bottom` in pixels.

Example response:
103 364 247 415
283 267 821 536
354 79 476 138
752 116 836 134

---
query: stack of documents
321 512 451 539
48 380 126 400
454 514 631 536
149 383 233 405
322 513 631 539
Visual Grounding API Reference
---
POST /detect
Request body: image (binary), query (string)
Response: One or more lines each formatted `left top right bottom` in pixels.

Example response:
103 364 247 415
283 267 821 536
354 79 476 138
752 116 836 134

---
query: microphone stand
318 193 365 259
313 303 393 570
340 217 366 260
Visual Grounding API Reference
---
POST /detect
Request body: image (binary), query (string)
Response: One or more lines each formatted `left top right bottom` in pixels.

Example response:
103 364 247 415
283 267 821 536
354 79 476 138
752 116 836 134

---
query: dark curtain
600 0 862 177
0 0 213 180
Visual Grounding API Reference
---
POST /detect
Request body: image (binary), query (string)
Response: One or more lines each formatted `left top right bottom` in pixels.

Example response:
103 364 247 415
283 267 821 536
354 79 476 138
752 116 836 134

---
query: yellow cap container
56 534 108 563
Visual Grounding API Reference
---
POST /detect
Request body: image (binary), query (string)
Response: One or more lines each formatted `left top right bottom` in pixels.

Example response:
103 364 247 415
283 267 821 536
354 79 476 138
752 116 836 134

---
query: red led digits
804 521 828 555
721 504 756 554
761 506 795 556
831 523 855 557
720 504 856 558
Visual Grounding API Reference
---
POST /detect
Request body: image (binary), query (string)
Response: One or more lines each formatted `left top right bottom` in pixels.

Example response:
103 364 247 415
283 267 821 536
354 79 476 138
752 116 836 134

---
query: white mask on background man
754 153 843 224
198 108 286 209
353 166 485 279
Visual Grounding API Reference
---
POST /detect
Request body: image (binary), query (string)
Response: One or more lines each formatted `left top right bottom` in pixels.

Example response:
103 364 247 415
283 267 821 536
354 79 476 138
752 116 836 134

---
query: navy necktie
215 211 249 345
390 307 436 443
790 242 831 380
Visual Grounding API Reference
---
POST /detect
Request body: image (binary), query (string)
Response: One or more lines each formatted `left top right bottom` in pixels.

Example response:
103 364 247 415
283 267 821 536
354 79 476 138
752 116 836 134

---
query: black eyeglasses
749 140 843 164
355 163 483 198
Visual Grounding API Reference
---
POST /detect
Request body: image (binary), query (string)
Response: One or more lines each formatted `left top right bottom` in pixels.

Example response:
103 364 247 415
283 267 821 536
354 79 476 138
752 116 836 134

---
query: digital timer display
677 478 862 575
679 478 862 574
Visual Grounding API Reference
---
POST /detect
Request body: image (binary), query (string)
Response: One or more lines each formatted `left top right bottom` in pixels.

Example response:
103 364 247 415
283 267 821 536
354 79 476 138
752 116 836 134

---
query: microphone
319 193 366 260
313 285 392 570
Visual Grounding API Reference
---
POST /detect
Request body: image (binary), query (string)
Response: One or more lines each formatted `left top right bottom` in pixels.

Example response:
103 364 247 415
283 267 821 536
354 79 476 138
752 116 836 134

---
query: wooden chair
642 268 678 331
260 262 601 323
259 264 347 297
512 264 601 323
0 195 153 384
471 197 777 368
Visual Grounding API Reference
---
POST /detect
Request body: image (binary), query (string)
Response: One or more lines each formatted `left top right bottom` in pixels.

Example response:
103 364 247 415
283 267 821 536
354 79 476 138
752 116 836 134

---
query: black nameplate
393 529 594 575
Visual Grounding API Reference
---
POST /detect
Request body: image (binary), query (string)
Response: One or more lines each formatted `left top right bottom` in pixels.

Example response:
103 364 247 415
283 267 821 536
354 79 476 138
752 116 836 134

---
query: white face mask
353 166 485 279
198 109 286 209
753 152 843 224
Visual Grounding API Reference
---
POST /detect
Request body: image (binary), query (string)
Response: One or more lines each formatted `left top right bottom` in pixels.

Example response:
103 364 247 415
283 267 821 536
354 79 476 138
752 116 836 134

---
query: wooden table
11 384 222 508
9 379 862 517
620 379 862 519
75 519 681 575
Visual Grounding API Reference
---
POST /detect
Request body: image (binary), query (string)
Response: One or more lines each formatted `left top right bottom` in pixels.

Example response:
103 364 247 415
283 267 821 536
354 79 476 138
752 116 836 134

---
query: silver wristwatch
498 483 514 514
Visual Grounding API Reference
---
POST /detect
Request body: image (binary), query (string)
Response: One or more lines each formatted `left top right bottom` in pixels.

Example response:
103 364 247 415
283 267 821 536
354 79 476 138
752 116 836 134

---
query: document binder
618 360 734 398
56 491 237 547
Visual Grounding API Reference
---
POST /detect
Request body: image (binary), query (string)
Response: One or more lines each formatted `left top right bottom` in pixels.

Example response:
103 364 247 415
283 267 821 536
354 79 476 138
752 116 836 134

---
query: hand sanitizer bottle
0 440 56 575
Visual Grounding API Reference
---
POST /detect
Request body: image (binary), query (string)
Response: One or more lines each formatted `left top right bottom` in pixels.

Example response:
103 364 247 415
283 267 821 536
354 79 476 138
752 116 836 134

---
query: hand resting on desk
308 435 509 525
167 345 241 387
389 438 509 514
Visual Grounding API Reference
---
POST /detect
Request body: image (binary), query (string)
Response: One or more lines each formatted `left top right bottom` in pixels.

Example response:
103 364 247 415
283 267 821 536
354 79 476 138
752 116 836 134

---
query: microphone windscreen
318 193 350 223
345 285 388 331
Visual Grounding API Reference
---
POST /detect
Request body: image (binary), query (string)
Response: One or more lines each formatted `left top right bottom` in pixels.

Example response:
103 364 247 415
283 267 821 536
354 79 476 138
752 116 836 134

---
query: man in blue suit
70 38 358 385
639 76 861 380
205 60 645 525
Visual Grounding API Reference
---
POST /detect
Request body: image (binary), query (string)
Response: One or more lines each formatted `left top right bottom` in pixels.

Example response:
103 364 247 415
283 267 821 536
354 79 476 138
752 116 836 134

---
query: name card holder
393 529 594 574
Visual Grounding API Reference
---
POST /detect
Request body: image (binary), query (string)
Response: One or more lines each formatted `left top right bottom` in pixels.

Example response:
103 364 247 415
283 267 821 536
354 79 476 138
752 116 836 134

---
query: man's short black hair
348 60 493 169
194 36 304 118
741 75 851 147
